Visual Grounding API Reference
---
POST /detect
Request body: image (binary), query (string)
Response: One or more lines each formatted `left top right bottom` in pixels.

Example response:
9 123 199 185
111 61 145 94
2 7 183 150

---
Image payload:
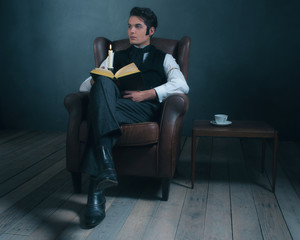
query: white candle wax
108 44 114 69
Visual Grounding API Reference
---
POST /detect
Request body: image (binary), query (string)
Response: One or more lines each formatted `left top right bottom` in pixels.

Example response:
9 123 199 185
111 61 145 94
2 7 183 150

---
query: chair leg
71 172 82 193
161 178 170 201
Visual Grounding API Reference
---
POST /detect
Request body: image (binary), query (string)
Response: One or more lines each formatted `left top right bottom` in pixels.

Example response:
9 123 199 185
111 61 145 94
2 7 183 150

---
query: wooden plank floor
0 130 299 240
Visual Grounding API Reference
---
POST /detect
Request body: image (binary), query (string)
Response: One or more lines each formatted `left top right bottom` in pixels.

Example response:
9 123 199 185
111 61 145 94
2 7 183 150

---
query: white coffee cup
214 114 228 124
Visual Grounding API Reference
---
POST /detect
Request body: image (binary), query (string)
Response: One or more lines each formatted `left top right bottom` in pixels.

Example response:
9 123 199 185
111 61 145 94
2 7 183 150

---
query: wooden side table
191 120 278 192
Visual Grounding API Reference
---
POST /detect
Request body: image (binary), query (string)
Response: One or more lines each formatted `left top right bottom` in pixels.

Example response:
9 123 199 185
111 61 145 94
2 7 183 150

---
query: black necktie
129 45 152 69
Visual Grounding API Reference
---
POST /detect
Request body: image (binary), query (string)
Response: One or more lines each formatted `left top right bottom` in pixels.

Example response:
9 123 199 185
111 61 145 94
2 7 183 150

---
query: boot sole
85 214 106 228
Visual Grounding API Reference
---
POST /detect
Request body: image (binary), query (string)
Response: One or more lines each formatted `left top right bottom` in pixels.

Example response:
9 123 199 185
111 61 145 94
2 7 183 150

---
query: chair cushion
79 121 159 147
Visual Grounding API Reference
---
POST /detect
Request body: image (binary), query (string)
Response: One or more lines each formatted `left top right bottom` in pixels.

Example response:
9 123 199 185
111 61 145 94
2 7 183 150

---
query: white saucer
210 120 232 126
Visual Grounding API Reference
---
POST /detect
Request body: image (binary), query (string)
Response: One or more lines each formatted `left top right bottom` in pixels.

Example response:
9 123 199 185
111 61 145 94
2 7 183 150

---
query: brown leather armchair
64 36 190 200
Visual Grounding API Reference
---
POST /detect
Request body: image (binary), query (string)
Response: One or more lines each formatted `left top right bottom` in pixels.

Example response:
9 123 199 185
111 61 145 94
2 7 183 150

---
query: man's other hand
90 78 94 86
122 89 157 102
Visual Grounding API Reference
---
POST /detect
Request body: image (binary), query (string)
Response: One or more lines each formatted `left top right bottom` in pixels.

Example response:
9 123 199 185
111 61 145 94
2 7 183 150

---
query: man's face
128 16 154 47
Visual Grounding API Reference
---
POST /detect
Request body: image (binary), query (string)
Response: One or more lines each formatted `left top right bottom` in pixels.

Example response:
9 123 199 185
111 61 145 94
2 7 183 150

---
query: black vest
113 45 167 90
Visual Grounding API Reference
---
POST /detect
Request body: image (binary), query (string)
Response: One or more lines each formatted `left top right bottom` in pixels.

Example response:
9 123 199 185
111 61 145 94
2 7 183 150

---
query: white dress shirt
79 53 189 102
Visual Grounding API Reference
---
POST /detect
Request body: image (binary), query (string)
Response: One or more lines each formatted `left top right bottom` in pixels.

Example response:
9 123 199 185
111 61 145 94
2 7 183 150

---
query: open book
90 63 144 91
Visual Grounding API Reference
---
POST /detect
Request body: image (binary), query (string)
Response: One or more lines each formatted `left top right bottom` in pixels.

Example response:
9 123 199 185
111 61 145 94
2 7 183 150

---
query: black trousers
81 76 160 176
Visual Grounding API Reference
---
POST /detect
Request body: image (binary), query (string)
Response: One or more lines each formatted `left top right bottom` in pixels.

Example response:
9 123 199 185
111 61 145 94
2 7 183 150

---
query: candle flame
109 44 112 50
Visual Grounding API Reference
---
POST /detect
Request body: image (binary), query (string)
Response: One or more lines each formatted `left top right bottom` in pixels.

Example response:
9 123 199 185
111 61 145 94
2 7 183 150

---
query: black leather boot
95 145 118 190
84 177 106 228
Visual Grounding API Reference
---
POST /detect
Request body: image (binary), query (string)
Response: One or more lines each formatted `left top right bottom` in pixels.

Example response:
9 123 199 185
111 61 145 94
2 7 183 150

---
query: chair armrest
64 92 89 172
158 93 189 177
64 92 89 117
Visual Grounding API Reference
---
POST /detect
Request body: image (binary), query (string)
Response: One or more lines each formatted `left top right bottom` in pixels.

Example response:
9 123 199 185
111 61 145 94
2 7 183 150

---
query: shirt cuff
154 85 167 102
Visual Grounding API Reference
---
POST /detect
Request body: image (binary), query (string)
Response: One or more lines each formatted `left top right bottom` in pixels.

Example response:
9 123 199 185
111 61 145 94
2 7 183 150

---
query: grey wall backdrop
0 0 299 139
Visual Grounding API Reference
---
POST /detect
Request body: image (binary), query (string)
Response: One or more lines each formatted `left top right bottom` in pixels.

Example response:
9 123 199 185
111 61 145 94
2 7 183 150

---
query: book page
115 63 140 79
90 68 114 79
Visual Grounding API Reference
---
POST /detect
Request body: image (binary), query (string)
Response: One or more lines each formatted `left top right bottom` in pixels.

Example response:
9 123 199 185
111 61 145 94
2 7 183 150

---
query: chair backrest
93 37 191 81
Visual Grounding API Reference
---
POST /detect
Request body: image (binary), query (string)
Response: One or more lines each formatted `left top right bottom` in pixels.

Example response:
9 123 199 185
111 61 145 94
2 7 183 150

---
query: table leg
272 131 278 192
191 133 196 189
261 139 266 173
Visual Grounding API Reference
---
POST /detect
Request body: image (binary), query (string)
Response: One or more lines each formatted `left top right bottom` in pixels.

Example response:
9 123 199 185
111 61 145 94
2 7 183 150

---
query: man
79 7 189 228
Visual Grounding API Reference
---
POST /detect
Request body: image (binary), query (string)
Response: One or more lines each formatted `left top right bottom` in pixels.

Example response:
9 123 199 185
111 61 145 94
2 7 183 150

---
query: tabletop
193 120 277 138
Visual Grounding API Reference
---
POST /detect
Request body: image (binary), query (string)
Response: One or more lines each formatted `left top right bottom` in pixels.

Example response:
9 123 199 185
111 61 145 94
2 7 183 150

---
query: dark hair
129 7 158 34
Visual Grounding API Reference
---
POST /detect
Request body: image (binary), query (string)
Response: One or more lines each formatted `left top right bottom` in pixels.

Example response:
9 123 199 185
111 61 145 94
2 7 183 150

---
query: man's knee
90 76 111 94
94 76 114 87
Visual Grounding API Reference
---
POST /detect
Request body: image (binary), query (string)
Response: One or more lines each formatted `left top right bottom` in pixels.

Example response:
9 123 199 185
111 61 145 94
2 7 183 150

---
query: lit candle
108 44 114 69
